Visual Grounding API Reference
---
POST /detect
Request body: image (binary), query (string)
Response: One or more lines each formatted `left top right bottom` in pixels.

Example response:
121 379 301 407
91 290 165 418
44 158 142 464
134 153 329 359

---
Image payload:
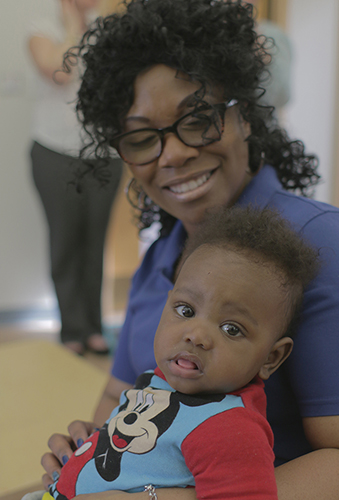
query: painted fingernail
52 471 60 482
94 427 100 432
77 438 84 448
62 455 69 465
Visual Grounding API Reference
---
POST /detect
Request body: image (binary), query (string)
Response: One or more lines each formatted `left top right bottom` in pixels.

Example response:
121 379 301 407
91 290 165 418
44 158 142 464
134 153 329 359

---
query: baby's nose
184 327 213 350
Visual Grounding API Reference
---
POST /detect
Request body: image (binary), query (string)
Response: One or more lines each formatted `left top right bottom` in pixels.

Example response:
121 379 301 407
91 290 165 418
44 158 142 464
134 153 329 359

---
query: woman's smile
163 168 218 198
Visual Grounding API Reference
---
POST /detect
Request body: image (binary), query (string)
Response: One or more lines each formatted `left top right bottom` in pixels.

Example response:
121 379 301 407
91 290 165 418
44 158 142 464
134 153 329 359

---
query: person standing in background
250 0 293 111
27 0 123 355
257 17 293 111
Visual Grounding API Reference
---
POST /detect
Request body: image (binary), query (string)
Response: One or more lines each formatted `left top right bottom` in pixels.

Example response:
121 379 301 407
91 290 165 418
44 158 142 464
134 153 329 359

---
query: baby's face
154 245 291 394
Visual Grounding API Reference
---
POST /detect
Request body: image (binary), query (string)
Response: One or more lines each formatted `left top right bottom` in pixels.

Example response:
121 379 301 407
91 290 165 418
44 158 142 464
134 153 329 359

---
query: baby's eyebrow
219 303 259 328
172 286 203 303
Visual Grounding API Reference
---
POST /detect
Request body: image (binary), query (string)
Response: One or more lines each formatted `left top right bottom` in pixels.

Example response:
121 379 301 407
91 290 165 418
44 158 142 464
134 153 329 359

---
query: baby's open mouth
176 358 199 370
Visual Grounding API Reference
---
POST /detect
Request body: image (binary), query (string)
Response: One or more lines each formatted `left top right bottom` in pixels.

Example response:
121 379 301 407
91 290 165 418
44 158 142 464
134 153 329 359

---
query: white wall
284 0 339 202
0 0 56 310
0 0 338 311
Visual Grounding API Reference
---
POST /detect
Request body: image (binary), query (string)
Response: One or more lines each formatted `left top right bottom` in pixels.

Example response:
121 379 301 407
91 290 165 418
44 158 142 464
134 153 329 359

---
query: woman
27 0 123 354
42 0 339 498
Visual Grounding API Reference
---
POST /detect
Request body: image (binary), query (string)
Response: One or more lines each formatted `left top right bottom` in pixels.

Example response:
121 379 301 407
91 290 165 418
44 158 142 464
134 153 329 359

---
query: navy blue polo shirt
112 165 339 465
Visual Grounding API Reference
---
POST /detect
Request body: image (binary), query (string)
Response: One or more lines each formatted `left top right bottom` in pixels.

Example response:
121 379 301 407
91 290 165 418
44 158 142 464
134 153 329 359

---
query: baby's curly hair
68 0 320 233
184 205 320 338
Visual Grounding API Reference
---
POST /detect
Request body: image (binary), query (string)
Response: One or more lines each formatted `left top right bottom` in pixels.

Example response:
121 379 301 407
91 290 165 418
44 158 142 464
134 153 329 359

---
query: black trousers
31 141 123 342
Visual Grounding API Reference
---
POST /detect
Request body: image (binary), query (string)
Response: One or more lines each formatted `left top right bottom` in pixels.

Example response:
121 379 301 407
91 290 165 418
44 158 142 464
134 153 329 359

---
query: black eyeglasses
109 99 238 165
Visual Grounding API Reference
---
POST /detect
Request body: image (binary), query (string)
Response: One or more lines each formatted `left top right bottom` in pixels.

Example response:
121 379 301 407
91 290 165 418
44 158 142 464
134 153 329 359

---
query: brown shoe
86 334 110 355
63 341 85 356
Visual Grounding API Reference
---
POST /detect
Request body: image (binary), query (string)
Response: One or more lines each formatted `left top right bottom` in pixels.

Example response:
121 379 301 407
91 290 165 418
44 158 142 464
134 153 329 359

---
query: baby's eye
221 323 242 337
175 305 195 318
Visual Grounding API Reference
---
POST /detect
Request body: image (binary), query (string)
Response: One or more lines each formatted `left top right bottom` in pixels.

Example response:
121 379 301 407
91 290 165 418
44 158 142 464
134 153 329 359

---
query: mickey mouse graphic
50 370 232 500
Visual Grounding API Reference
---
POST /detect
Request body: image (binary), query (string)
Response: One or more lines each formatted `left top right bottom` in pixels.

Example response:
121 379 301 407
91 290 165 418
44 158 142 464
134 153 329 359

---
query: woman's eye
175 305 195 318
124 133 158 150
182 115 211 131
221 323 242 337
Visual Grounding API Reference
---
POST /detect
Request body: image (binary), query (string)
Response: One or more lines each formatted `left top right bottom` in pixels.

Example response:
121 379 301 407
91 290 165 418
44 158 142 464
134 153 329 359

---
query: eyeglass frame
109 99 238 165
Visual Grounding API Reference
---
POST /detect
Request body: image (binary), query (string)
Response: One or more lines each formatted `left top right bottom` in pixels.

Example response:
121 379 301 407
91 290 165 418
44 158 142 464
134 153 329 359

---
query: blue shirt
112 165 339 465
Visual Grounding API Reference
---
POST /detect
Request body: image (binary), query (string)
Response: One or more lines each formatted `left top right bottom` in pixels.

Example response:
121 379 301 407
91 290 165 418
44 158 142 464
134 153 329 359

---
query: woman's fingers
42 471 57 491
41 422 95 488
68 420 96 449
41 432 75 487
48 432 76 463
41 452 63 490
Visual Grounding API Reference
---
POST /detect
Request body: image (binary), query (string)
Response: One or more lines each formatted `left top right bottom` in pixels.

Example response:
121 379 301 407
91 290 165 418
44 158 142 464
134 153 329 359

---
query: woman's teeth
169 172 212 194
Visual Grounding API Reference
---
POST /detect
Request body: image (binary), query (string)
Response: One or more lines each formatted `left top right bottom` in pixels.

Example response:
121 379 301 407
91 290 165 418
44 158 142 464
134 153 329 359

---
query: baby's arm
182 407 278 500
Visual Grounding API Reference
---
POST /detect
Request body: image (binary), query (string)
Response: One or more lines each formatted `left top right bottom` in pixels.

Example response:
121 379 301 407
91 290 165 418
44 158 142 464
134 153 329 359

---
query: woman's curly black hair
66 0 320 234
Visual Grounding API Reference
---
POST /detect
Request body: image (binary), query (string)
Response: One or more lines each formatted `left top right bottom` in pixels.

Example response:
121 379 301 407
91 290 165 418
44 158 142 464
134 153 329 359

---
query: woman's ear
241 118 251 140
258 337 294 380
236 103 251 139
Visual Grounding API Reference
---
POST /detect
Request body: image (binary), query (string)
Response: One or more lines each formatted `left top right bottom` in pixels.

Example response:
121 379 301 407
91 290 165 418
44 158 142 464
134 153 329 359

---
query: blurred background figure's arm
28 0 87 85
246 0 293 112
258 19 293 110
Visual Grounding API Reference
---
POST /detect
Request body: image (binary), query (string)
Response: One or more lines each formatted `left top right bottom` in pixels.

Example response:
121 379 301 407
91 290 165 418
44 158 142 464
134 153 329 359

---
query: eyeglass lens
118 106 223 165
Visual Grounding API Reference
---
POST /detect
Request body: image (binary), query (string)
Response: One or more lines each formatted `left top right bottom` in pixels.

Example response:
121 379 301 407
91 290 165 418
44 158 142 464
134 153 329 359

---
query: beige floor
0 325 113 500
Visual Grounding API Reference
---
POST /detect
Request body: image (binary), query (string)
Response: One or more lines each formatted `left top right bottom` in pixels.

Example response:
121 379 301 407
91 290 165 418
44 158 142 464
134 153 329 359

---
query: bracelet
144 485 158 500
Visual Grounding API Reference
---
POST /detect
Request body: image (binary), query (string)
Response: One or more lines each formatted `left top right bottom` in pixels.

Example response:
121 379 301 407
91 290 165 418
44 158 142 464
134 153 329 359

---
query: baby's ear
258 337 294 380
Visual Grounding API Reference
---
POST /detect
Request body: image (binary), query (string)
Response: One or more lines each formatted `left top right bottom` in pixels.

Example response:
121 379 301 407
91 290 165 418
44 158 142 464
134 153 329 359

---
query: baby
36 206 320 500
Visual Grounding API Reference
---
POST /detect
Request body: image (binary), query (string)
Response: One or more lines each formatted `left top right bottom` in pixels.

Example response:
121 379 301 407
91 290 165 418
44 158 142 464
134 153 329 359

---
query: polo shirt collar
155 219 187 275
237 165 281 208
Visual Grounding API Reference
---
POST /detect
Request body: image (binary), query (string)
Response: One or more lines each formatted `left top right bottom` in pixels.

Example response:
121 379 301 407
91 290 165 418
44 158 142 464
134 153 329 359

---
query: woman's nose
157 133 199 169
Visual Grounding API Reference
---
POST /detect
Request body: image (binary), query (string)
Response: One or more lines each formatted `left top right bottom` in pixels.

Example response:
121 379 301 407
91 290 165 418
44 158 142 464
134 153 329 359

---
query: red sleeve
181 407 278 500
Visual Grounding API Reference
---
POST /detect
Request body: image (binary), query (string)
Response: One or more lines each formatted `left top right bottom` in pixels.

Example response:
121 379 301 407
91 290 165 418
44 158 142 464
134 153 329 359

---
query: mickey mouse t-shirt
50 369 278 500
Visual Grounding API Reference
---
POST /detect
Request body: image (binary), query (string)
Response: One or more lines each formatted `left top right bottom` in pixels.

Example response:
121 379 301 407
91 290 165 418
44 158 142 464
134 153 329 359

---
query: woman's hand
41 375 130 490
41 420 95 490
